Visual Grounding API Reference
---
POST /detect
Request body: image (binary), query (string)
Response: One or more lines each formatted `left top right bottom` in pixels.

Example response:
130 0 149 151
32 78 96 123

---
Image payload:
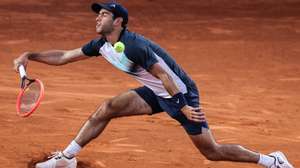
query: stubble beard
98 23 114 36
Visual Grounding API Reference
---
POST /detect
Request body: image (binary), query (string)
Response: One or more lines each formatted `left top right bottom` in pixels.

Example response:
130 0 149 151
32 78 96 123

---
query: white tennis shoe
268 151 294 168
35 151 77 168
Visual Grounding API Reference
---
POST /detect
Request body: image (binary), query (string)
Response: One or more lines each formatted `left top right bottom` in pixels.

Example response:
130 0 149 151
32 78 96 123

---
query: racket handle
18 65 27 79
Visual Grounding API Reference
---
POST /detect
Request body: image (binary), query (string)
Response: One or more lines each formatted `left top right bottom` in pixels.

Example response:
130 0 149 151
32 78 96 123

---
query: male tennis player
14 2 294 168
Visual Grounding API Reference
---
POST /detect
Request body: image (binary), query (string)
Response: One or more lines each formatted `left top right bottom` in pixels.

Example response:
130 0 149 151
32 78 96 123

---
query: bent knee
89 100 116 122
200 144 222 161
203 152 221 161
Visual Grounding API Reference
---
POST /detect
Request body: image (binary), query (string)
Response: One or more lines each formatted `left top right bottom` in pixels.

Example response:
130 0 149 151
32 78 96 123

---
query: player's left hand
181 105 206 122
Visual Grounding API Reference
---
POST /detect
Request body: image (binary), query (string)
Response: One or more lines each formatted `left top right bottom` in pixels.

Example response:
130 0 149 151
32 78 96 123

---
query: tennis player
13 2 294 168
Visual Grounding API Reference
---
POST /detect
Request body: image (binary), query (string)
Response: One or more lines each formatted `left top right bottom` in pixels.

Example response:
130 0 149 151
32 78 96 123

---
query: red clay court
0 0 299 167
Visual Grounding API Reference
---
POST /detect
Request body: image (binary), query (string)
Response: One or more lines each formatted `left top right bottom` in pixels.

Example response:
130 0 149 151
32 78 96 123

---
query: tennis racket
16 65 45 117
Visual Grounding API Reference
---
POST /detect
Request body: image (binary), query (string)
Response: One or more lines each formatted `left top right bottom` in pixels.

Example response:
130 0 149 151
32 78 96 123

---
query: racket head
16 78 44 117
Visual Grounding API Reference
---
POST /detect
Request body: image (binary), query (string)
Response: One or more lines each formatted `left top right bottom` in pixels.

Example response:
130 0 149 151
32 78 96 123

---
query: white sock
63 140 82 158
258 154 275 167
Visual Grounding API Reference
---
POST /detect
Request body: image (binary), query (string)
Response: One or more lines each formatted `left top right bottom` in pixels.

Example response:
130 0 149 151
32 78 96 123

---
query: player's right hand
13 52 30 72
181 105 206 123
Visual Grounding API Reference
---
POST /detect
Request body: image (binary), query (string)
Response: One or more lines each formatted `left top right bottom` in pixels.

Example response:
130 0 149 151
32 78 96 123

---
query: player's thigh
108 90 152 117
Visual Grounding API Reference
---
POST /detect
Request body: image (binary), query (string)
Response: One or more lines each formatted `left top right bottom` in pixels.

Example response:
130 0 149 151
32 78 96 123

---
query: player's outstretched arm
13 48 89 71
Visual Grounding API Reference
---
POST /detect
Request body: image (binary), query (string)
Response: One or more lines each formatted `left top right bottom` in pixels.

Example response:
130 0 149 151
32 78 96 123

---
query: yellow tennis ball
114 41 125 53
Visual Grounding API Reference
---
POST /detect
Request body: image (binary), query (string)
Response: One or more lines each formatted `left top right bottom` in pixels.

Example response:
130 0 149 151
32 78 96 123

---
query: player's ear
113 17 123 27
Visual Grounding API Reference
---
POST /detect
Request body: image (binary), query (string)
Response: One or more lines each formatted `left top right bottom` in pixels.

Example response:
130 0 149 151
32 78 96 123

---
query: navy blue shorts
134 86 209 135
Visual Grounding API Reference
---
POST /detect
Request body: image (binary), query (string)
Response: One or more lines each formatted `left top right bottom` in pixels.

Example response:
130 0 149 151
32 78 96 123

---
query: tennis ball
114 41 125 53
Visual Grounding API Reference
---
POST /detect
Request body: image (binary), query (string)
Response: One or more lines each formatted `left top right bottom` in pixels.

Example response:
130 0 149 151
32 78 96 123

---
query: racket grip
18 65 27 79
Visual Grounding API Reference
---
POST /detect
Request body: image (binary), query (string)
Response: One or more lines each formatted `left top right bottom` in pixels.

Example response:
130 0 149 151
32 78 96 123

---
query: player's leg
74 90 152 147
165 110 262 163
36 89 153 168
189 127 259 162
188 127 294 168
158 85 293 168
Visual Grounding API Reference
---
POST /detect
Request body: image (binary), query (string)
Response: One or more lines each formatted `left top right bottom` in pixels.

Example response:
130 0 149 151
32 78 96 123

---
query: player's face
96 9 114 35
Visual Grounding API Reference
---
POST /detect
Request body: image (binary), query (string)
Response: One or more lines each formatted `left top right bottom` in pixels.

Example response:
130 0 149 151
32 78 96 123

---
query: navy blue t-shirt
81 29 197 98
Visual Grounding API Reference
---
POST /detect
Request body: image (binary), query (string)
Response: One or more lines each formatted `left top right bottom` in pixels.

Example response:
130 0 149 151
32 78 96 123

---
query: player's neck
106 27 122 44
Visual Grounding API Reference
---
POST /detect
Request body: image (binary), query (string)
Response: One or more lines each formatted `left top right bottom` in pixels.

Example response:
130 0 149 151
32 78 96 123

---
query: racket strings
20 82 41 113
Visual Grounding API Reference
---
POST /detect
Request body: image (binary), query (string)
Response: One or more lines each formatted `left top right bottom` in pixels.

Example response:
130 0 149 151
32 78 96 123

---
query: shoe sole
35 158 77 168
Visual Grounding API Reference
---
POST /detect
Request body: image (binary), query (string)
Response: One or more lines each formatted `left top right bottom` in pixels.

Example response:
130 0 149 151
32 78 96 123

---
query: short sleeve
129 45 158 71
81 38 105 57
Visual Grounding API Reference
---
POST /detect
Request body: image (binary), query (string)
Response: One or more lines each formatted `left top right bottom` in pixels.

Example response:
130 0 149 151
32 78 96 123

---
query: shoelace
48 151 62 159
